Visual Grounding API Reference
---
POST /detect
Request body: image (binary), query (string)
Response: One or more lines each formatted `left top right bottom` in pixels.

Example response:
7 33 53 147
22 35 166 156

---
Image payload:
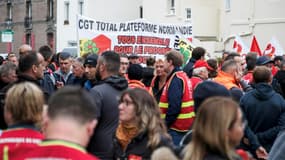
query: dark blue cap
256 56 273 66
193 81 231 112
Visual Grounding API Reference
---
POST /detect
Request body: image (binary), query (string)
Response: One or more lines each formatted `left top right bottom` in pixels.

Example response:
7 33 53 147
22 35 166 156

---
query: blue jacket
40 70 56 99
240 83 285 152
164 67 183 128
53 70 75 85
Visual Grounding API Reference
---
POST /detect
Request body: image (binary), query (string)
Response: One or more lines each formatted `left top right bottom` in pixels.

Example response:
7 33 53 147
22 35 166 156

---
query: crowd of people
0 44 285 160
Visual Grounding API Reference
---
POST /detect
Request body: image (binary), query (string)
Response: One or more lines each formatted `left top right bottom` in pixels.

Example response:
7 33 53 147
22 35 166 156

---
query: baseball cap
256 56 273 66
84 54 98 67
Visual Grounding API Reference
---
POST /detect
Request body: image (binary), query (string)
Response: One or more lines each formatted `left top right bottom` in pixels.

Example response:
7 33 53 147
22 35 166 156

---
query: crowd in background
0 44 285 160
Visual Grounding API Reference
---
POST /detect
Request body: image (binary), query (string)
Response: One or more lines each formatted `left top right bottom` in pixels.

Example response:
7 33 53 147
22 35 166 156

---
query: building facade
1 0 284 56
221 0 285 52
143 0 285 56
0 0 56 53
56 0 86 53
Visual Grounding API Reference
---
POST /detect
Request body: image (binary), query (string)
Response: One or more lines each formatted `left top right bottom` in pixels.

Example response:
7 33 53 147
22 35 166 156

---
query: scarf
116 123 139 151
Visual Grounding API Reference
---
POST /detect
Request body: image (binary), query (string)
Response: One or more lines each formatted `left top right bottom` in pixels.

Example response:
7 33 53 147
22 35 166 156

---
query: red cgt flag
250 36 262 56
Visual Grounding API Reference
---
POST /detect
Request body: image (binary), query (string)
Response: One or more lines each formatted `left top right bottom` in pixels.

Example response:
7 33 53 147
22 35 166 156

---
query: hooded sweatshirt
87 75 128 159
240 83 285 151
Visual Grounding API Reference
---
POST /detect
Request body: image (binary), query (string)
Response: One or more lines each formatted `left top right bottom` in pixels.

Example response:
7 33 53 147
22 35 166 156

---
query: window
64 1 69 24
79 0 84 15
47 32 54 49
168 0 175 15
26 0 32 18
186 8 191 19
47 0 54 20
139 6 143 18
26 33 31 45
225 0 231 11
25 0 32 29
5 0 13 28
6 0 12 20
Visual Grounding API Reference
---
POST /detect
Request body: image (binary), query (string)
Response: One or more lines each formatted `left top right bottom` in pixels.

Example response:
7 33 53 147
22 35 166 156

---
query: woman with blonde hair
0 82 45 148
183 97 245 160
150 58 167 102
113 88 173 159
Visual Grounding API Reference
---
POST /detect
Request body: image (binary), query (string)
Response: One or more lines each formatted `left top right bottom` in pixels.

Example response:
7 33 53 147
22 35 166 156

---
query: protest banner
77 15 193 63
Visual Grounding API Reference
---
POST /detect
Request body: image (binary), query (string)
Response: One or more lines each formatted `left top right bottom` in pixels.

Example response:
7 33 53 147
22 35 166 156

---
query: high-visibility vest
128 80 153 95
159 71 195 132
128 80 146 89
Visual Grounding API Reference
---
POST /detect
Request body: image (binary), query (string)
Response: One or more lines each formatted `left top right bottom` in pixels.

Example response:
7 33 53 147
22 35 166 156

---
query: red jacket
4 140 99 160
190 76 203 90
0 128 43 148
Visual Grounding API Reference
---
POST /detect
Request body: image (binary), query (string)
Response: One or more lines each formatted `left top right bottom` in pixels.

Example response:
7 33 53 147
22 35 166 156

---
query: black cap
128 64 143 80
274 56 283 62
84 54 98 67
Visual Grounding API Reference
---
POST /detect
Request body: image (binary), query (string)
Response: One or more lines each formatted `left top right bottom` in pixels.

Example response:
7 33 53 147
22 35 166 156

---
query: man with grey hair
0 62 17 129
19 44 32 57
54 52 75 88
72 57 87 86
0 62 17 90
191 60 213 89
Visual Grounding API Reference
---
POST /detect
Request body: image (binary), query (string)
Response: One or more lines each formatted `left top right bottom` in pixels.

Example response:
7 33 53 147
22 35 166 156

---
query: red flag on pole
232 35 249 56
250 36 262 56
264 37 285 57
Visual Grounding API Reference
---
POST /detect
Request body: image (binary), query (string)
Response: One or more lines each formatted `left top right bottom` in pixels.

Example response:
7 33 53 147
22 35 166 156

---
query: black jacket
151 76 165 103
142 67 154 87
113 131 173 160
203 152 241 160
0 74 46 129
183 58 196 78
274 70 285 98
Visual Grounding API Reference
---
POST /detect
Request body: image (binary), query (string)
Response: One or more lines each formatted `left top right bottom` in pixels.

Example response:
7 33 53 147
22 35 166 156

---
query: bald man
19 44 32 57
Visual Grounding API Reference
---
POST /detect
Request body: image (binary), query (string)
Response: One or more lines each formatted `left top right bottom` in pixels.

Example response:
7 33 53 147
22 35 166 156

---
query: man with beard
87 51 128 159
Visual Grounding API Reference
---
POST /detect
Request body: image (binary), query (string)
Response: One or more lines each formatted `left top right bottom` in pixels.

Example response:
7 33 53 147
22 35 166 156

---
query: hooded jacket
240 83 285 152
87 75 128 159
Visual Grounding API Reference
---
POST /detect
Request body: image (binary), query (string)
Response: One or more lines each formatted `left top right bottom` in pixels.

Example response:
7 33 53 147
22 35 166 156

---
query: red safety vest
159 71 195 132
